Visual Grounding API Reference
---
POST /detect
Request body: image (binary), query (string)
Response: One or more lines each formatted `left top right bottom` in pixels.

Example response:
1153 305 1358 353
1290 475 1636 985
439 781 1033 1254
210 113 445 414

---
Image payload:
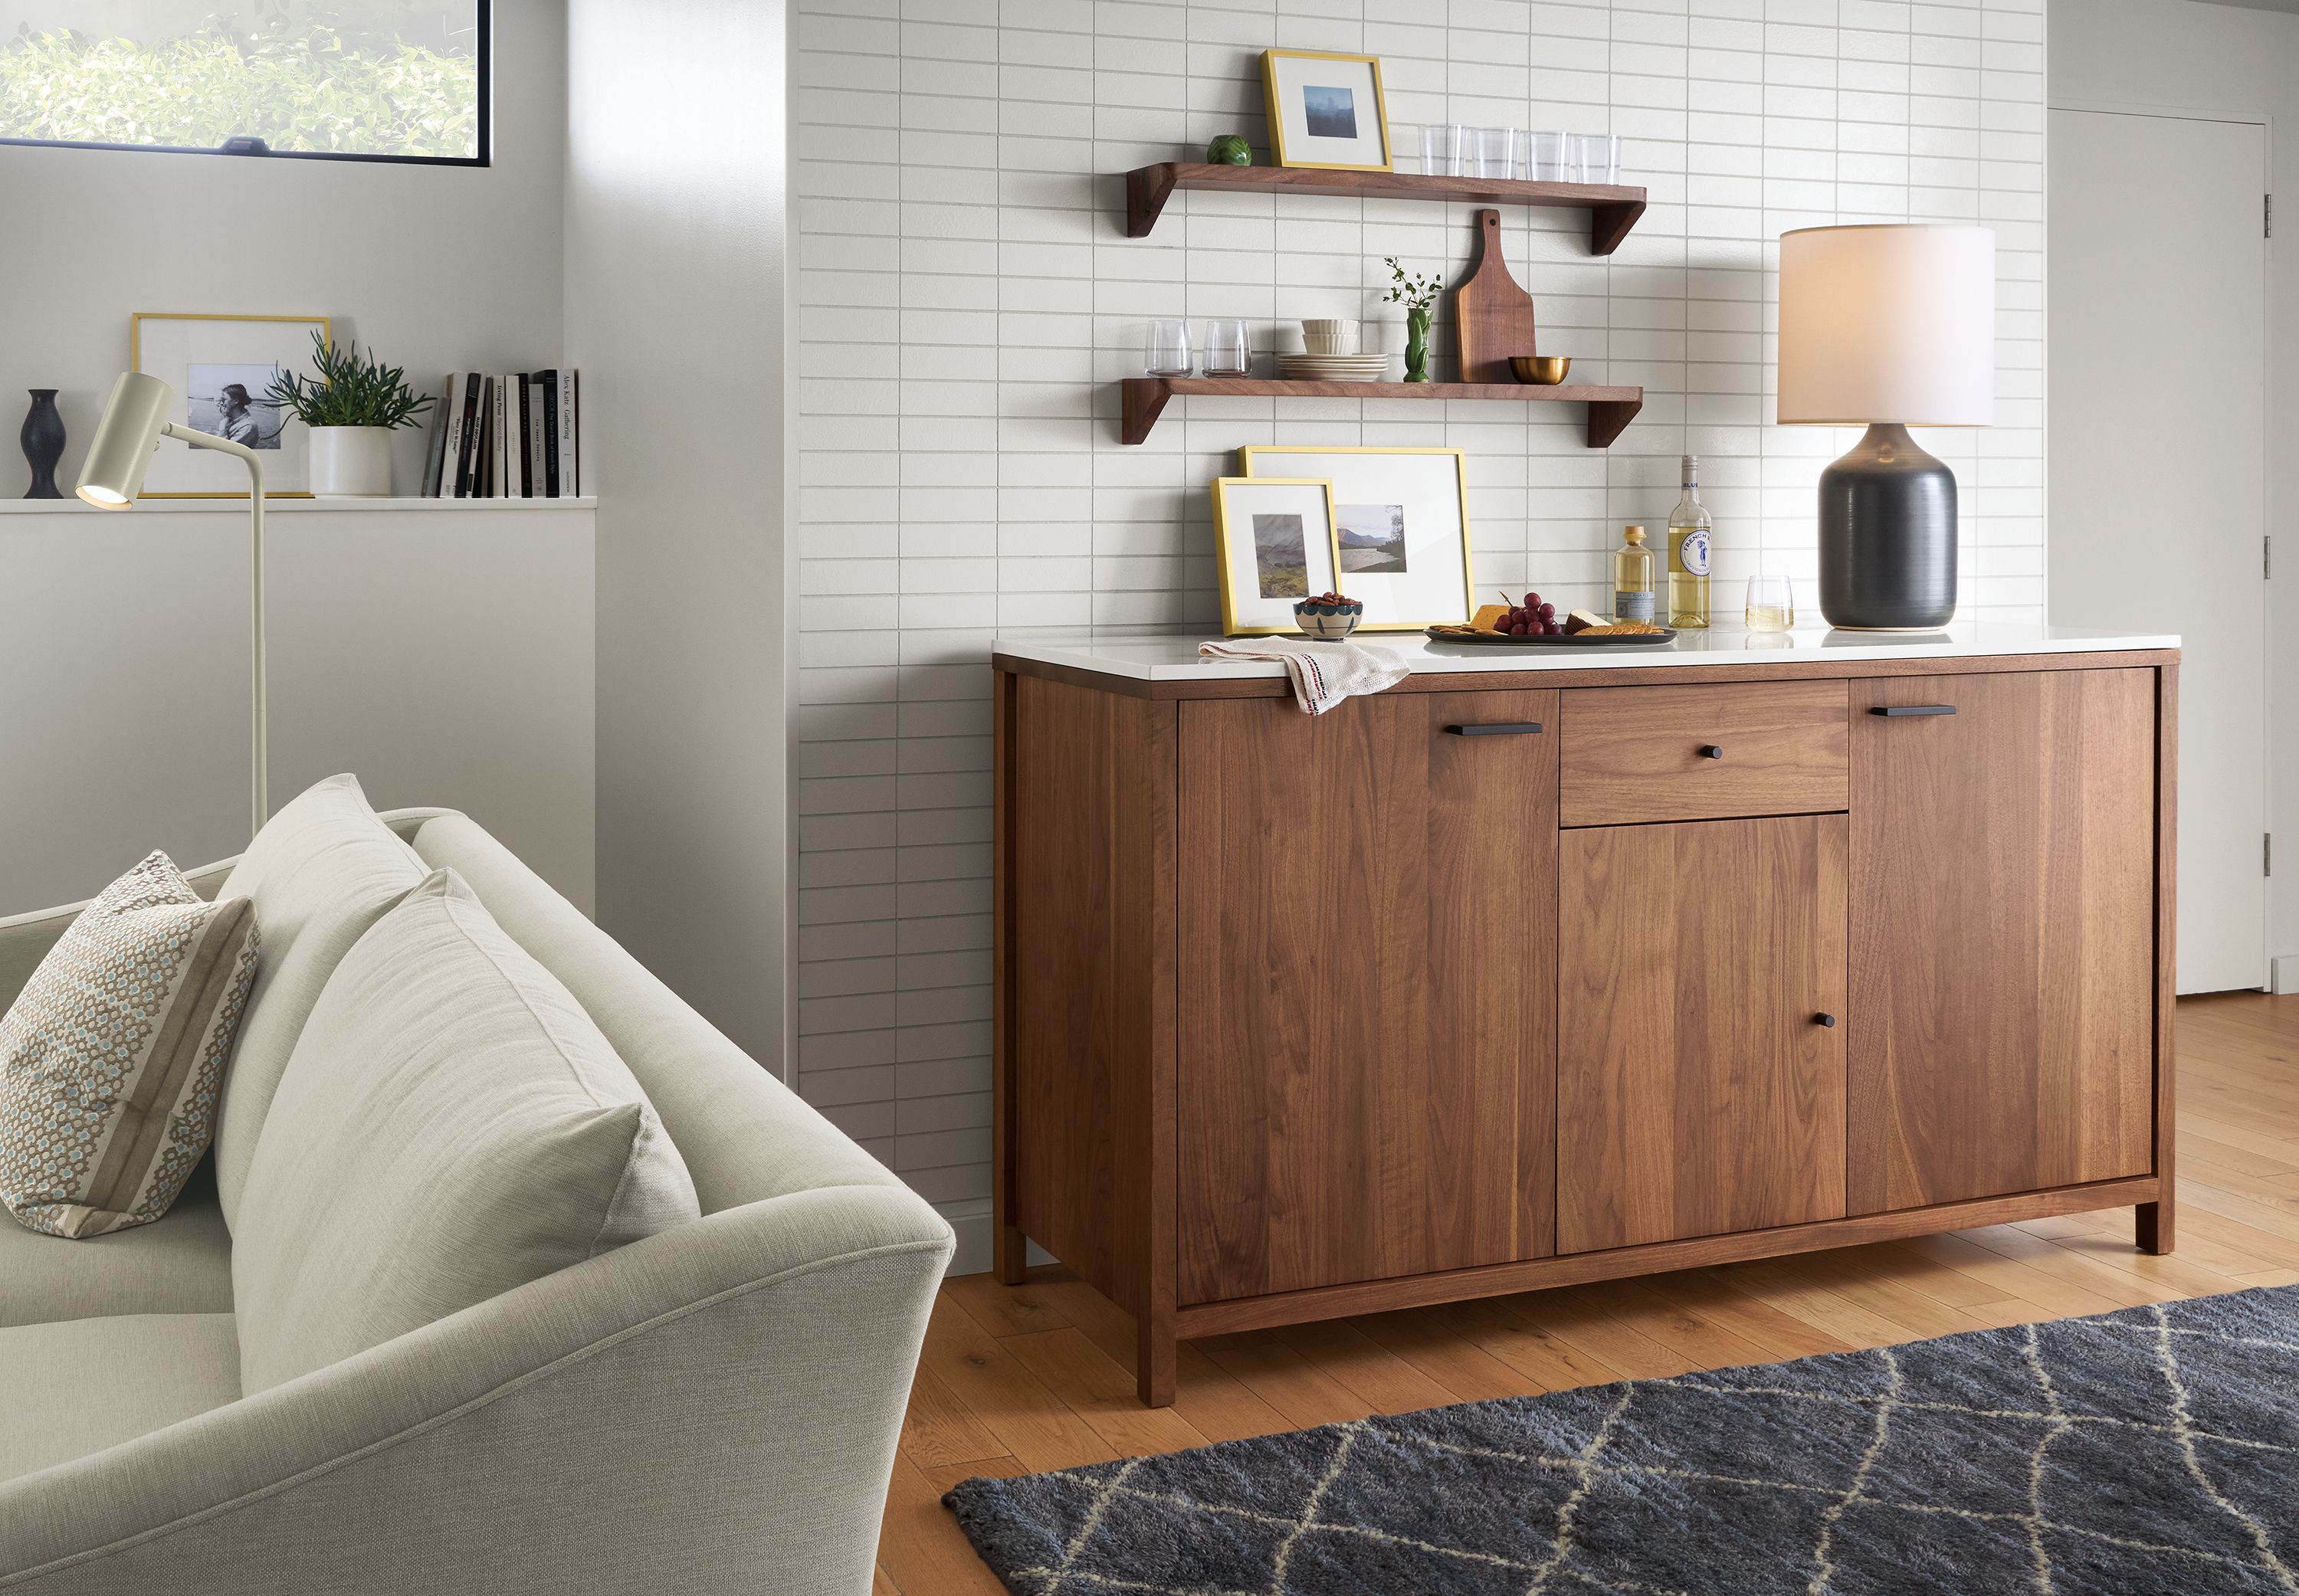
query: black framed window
0 2 487 165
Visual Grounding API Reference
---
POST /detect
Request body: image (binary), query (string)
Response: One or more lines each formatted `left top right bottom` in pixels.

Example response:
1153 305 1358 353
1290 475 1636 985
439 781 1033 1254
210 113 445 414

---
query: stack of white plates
1277 353 1393 382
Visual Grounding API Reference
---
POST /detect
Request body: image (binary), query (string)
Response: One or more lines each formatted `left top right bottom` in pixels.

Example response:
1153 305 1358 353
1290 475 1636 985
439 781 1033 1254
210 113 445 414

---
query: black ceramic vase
1815 422 1957 630
20 389 64 499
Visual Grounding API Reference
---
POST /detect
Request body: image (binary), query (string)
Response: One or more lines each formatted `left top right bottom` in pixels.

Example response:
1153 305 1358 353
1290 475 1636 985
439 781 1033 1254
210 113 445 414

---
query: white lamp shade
76 371 175 507
1776 224 1996 426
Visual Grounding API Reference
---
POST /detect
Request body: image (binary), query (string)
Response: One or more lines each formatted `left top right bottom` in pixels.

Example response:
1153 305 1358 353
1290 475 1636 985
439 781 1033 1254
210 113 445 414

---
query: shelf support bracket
1127 165 1180 239
1121 378 1173 446
1586 397 1640 449
1590 199 1646 257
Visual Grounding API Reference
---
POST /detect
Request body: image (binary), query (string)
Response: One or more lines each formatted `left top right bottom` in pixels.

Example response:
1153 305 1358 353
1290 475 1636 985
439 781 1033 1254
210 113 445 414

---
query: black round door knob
1698 744 1724 759
1815 1012 1837 1027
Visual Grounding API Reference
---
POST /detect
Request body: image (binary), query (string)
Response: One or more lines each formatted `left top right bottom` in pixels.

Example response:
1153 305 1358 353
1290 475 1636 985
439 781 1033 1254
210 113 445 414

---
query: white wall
0 0 567 498
564 0 794 1070
794 0 2051 1270
2051 0 2297 974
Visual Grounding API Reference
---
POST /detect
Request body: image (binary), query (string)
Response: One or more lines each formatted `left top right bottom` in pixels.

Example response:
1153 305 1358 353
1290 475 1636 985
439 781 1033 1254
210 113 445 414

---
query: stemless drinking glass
1144 319 1192 378
1426 123 1472 177
1575 132 1623 185
1201 319 1249 378
1526 130 1573 182
1745 575 1795 633
1476 126 1520 180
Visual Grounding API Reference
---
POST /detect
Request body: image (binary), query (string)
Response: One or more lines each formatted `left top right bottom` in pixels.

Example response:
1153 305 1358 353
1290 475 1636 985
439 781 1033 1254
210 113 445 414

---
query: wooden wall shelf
1120 376 1644 448
1125 163 1649 254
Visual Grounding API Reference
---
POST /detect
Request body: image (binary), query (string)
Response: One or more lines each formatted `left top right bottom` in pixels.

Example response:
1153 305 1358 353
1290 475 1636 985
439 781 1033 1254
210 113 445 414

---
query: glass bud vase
1404 306 1433 383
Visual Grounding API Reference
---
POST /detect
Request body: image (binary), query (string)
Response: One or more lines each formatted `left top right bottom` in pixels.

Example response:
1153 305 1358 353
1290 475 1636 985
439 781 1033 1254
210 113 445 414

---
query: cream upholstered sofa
0 802 952 1595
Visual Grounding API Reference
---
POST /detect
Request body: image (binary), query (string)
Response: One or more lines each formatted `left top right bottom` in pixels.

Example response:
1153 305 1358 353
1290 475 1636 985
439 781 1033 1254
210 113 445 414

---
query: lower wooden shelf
1120 375 1643 447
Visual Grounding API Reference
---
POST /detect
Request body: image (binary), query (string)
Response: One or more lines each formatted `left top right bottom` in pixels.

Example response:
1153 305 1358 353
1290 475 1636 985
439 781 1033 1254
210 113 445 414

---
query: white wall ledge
0 496 597 514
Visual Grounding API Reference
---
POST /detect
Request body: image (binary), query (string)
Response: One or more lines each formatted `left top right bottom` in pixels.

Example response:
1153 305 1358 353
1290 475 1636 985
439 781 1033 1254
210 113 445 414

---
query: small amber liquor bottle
1612 525 1656 624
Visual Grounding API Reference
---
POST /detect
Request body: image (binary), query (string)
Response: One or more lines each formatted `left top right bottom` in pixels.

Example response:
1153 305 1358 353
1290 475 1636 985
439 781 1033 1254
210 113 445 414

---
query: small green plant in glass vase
264 330 435 496
1383 257 1445 384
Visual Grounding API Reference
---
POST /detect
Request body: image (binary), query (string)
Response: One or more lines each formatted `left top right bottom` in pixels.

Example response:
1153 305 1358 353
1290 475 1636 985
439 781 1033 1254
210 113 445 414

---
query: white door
2049 107 2268 995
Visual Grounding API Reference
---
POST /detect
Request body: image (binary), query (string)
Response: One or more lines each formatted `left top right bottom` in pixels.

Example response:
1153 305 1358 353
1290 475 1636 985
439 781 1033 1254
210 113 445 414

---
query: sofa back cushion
231 869 701 1394
212 775 427 1229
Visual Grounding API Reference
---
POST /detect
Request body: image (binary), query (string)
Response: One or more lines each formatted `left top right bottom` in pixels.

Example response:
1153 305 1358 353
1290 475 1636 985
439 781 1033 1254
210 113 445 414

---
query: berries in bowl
1293 592 1364 640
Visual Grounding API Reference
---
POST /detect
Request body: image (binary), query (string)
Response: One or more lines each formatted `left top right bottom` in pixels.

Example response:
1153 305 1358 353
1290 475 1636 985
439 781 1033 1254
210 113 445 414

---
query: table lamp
1776 224 1995 630
77 371 270 837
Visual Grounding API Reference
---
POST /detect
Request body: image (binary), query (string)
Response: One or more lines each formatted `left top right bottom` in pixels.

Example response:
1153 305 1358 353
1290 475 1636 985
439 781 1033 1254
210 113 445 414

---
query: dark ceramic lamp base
1816 421 1957 630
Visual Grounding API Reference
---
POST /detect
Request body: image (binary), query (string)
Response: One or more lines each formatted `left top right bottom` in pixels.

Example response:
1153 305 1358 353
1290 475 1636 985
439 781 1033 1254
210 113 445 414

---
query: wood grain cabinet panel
1558 815 1850 1252
1848 670 2157 1211
1177 690 1559 1304
1559 680 1849 826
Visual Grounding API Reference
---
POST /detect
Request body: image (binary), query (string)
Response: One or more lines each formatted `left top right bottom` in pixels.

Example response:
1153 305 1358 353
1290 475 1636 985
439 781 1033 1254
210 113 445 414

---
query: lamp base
1816 422 1957 630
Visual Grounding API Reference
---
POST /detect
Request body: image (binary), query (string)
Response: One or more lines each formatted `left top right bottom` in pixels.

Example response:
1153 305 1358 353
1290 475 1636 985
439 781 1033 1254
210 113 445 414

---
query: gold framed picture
130 312 332 497
1238 446 1474 629
1260 49 1392 172
1211 476 1342 635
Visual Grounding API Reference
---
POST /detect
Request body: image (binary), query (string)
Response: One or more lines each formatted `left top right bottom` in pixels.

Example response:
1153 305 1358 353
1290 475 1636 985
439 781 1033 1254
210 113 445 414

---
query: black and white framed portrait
130 313 330 495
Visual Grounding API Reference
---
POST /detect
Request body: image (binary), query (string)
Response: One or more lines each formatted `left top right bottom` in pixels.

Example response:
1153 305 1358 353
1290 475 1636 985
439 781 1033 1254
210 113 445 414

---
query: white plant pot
308 427 395 496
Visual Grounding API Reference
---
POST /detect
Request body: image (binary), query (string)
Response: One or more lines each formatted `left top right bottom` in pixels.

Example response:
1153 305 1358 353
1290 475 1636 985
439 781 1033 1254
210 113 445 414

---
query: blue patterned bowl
1293 598 1364 640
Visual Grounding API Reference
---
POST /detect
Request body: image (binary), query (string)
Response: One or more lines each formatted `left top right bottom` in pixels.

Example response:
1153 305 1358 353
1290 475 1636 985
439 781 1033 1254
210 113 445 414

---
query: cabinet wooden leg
994 1221 1027 1286
1136 1316 1176 1408
2137 1201 2174 1255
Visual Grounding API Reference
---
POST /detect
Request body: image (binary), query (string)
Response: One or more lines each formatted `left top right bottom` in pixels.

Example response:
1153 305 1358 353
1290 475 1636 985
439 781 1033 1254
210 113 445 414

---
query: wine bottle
1612 525 1655 623
1668 454 1712 629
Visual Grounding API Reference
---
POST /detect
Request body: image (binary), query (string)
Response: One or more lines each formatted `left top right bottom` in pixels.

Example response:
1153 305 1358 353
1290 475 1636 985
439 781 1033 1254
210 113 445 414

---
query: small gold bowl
1510 356 1571 385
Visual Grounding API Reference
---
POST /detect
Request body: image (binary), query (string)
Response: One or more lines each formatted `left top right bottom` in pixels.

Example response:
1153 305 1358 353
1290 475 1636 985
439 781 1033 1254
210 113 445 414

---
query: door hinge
2268 833 2274 877
2268 194 2275 238
2268 535 2274 579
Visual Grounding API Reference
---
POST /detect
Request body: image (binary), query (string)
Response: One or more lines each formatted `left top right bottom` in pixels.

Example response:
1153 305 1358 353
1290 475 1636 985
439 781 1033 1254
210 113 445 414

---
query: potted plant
264 331 435 496
1382 257 1445 384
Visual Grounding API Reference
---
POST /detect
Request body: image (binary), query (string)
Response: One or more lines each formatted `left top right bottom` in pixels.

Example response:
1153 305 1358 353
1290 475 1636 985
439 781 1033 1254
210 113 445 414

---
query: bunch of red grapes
1500 591 1563 636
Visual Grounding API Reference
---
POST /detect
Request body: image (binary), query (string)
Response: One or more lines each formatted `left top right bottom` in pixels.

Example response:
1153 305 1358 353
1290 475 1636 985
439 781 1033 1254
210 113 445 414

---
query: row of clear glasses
1421 126 1622 185
1146 318 1251 379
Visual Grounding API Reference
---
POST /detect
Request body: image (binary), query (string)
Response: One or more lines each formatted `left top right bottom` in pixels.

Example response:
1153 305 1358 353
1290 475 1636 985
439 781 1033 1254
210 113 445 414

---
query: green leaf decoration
264 329 437 431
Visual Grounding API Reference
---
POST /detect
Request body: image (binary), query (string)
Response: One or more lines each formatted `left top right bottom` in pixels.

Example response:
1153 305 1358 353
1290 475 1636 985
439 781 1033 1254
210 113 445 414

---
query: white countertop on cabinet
991 624 2180 683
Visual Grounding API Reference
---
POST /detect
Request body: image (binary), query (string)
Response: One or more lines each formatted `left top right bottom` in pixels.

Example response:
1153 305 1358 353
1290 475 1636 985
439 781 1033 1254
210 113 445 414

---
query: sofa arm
0 1184 953 1596
0 857 243 1011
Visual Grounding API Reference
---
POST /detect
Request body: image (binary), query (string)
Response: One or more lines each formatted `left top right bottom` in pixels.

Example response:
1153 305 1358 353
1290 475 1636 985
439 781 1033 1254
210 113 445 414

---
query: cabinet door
1848 670 2156 1212
1558 815 1849 1253
1178 690 1557 1304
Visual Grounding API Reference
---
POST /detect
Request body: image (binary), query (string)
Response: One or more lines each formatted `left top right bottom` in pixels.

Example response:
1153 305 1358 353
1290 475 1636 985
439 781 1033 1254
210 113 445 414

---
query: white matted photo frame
1260 49 1392 172
130 312 331 496
1211 476 1342 635
1238 447 1473 629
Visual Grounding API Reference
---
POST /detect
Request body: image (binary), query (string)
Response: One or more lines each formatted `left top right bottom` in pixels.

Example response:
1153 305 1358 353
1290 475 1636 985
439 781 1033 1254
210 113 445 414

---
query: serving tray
1426 625 1678 648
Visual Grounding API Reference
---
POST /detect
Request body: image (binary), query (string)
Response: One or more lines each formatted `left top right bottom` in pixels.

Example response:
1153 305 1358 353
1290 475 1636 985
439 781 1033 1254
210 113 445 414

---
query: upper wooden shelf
1120 376 1643 448
1125 163 1649 254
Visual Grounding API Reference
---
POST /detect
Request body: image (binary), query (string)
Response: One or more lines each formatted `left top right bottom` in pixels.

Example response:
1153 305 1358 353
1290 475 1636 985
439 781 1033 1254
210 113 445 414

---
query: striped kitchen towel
1197 637 1410 716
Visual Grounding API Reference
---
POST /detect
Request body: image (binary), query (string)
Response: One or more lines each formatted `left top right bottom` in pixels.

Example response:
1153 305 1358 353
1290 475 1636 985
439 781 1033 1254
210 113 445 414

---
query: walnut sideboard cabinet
990 630 2178 1407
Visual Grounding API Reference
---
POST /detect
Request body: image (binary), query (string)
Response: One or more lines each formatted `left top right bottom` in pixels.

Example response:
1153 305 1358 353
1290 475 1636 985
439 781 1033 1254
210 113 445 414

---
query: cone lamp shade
75 372 174 507
1777 224 1996 630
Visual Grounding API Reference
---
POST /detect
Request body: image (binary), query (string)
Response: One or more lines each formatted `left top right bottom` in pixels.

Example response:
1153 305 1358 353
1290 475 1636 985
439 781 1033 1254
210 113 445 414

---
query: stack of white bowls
1278 320 1391 382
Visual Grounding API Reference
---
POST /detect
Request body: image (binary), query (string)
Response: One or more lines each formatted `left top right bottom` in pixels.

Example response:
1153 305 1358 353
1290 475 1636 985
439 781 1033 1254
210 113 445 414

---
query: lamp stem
162 421 267 837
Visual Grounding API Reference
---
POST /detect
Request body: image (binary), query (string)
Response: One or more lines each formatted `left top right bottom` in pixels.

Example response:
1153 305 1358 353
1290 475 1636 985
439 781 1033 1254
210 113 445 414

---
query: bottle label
1615 590 1655 622
1677 527 1710 576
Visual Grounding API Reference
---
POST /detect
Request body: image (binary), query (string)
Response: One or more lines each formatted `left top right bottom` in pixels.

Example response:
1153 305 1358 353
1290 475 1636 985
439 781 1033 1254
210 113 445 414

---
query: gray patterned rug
943 1285 2299 1595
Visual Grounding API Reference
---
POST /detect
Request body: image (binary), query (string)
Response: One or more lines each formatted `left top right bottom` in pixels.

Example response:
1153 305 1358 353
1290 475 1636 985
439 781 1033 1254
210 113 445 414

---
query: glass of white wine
1745 574 1794 633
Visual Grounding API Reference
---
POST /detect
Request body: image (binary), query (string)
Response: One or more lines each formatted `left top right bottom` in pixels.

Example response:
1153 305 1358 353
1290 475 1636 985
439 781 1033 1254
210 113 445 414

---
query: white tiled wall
794 0 2046 1269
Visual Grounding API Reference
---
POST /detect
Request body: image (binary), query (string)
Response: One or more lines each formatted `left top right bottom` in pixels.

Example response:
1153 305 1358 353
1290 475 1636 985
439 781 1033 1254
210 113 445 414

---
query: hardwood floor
874 991 2299 1594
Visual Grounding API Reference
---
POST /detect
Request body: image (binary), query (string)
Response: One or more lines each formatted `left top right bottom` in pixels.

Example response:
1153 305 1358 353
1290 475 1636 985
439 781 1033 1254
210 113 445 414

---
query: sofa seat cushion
0 1161 231 1329
231 869 701 1395
211 775 426 1229
0 1313 239 1483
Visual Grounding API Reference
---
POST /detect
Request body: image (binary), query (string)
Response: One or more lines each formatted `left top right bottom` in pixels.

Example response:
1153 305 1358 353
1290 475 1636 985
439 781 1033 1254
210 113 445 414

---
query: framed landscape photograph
1210 476 1341 635
1260 49 1391 172
1238 446 1473 629
130 312 330 496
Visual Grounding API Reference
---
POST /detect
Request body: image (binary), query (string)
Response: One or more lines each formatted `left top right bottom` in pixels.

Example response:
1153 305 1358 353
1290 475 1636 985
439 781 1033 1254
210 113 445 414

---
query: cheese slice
1471 604 1511 633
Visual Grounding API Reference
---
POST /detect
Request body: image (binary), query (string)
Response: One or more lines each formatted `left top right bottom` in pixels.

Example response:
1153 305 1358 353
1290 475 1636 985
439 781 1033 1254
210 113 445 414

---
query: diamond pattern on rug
944 1287 2299 1596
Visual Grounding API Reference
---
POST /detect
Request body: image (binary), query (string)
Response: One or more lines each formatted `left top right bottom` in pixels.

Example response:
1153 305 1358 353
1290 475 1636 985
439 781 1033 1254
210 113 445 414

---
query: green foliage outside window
0 19 478 158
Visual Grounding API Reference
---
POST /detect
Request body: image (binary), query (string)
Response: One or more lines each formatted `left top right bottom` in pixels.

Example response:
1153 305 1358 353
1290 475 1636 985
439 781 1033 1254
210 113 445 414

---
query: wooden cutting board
1454 208 1538 384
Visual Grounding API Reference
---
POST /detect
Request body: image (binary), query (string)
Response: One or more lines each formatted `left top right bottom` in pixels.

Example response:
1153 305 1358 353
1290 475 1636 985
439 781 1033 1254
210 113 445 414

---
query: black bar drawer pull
1815 1012 1837 1027
1697 744 1724 759
1444 722 1543 736
1870 704 1956 718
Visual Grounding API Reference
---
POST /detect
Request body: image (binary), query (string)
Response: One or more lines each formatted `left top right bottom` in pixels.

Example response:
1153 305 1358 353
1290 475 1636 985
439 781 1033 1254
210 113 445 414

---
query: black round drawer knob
1815 1012 1837 1027
1698 744 1724 759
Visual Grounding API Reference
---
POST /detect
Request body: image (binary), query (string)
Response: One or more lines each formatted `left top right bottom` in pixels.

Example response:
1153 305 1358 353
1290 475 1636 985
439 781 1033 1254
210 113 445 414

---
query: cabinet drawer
1559 680 1848 826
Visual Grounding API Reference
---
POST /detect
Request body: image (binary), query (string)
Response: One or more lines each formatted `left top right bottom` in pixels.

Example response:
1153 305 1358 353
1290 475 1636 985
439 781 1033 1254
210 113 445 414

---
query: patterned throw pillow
0 852 260 1238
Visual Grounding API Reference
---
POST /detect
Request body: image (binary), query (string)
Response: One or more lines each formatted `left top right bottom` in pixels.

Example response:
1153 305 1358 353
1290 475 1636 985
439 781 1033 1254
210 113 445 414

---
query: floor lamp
77 371 269 838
